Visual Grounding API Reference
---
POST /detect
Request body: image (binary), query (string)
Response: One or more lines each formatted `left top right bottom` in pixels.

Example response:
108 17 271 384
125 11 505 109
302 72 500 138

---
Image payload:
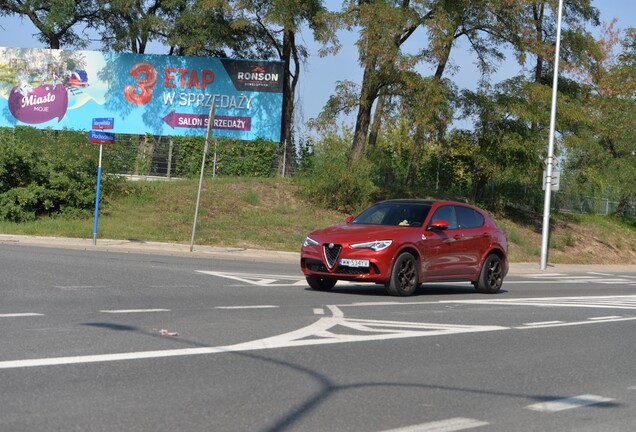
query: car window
353 202 431 227
455 206 484 228
430 205 458 229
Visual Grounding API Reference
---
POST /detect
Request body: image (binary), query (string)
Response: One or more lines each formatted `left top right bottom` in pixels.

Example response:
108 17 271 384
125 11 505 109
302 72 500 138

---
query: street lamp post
540 0 564 270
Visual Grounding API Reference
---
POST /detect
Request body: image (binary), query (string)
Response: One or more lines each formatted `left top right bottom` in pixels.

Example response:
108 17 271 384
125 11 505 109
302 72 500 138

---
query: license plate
340 258 370 268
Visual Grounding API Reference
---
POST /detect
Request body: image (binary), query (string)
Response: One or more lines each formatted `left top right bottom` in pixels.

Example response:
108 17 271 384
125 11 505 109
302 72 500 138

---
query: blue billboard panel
0 47 284 142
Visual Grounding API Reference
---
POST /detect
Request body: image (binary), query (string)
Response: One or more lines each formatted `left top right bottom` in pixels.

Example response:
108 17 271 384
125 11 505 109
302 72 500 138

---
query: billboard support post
190 102 216 252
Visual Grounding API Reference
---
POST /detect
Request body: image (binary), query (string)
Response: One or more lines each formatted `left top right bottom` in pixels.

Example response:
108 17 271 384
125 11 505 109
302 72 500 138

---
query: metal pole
282 139 287 178
540 0 564 270
167 138 173 179
92 144 104 245
190 103 216 252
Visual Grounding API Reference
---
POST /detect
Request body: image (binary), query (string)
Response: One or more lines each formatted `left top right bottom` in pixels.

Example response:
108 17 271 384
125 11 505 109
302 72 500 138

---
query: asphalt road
1 238 636 431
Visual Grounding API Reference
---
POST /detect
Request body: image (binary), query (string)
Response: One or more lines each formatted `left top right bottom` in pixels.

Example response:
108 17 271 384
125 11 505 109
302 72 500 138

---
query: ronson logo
237 67 279 83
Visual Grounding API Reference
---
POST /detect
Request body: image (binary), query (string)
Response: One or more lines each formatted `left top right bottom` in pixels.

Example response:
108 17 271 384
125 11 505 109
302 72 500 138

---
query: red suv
300 199 508 296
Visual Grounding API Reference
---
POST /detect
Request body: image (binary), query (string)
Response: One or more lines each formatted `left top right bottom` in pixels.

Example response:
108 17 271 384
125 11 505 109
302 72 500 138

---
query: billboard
0 47 284 142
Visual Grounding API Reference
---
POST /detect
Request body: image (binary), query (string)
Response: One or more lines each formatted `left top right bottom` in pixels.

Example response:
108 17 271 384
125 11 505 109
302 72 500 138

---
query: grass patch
0 177 635 263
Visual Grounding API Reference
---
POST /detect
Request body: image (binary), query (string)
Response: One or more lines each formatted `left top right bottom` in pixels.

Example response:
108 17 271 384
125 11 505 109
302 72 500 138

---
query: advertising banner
0 47 284 142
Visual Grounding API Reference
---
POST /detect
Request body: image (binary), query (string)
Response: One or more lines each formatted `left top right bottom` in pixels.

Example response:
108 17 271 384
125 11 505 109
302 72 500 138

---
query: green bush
0 127 117 222
174 136 279 178
295 132 377 213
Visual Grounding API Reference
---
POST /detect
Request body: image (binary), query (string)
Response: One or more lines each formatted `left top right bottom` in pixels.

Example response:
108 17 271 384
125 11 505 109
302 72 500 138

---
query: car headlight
303 236 319 247
350 240 393 251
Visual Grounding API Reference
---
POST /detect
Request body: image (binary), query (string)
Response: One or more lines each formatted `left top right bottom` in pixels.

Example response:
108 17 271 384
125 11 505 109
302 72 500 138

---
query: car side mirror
345 215 354 224
428 220 449 231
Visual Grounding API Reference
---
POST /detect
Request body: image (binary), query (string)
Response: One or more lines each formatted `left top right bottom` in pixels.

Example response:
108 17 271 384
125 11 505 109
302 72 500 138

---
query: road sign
89 130 115 144
542 169 561 191
92 118 114 129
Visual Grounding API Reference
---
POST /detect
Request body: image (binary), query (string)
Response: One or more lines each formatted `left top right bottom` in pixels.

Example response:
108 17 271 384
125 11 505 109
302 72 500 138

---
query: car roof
377 199 468 205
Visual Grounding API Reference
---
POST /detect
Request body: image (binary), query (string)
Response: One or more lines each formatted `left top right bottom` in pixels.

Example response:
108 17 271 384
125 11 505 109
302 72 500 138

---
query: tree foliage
0 0 99 49
0 0 635 218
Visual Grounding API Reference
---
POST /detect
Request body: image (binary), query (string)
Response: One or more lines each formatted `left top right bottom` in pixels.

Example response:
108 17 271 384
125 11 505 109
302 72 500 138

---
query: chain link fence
106 135 633 218
108 134 287 179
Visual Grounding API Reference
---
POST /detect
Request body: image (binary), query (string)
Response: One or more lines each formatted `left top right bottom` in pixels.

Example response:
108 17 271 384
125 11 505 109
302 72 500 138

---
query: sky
0 1 635 132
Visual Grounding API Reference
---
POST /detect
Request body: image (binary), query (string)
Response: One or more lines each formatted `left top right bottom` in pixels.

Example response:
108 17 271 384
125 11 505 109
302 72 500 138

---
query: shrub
174 136 279 178
0 127 115 222
295 132 377 213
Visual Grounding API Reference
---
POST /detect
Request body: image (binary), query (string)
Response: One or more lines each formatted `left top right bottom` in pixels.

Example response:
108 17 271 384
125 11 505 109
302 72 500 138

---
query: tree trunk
532 2 545 83
406 125 425 188
368 92 385 148
280 28 297 177
350 65 379 164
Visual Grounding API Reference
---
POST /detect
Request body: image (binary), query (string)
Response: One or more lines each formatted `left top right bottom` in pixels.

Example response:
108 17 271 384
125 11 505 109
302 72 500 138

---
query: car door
453 205 488 275
420 205 463 277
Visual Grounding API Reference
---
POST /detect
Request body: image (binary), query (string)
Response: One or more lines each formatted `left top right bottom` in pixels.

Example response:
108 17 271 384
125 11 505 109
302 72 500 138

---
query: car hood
308 224 408 244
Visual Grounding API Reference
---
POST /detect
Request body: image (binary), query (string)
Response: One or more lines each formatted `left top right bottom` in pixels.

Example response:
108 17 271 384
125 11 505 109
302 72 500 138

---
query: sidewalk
1 234 635 274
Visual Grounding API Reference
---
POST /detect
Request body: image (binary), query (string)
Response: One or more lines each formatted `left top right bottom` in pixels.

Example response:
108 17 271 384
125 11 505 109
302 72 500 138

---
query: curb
1 234 635 273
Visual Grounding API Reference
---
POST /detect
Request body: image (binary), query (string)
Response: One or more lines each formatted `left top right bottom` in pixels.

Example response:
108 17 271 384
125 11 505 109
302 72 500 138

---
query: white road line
0 306 505 370
522 321 564 326
100 309 170 313
215 305 278 310
380 417 488 432
313 308 325 315
515 316 636 329
588 316 623 320
526 394 614 412
0 313 43 318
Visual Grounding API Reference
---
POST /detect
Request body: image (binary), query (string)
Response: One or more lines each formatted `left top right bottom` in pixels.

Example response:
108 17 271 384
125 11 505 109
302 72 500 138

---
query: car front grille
323 244 342 269
304 258 376 275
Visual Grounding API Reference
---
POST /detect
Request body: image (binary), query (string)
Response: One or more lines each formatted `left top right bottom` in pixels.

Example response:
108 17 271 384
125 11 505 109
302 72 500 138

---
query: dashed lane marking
100 309 171 313
0 313 43 318
379 417 489 432
526 394 614 412
215 305 278 310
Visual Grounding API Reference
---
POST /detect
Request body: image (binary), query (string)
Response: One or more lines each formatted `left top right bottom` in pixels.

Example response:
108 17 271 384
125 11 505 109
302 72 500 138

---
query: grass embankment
0 177 635 264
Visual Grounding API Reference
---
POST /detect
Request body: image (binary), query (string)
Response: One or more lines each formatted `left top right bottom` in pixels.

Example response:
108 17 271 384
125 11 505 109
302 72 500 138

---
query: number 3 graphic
124 62 158 105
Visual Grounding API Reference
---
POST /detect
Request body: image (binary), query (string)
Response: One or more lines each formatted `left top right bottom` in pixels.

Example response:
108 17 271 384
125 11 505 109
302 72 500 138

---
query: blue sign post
93 144 104 245
90 121 115 244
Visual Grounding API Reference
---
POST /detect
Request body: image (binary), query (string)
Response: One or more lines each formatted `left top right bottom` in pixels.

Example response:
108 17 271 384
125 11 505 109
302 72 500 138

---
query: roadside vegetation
1 2 635 264
0 174 635 265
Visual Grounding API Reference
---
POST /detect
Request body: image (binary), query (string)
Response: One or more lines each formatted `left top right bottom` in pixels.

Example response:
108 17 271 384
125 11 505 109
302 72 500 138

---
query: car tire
385 252 419 296
306 276 337 291
474 254 504 294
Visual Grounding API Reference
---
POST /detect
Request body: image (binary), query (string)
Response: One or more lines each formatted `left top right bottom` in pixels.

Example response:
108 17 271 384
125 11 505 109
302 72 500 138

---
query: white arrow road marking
197 270 305 286
197 270 358 287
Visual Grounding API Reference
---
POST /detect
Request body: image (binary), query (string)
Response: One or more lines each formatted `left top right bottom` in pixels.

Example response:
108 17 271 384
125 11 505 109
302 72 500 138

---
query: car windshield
351 202 432 227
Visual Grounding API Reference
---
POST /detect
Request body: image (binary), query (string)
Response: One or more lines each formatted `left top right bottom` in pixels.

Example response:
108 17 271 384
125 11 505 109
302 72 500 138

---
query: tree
94 0 184 54
0 0 99 49
236 0 329 177
324 0 522 165
565 25 636 216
